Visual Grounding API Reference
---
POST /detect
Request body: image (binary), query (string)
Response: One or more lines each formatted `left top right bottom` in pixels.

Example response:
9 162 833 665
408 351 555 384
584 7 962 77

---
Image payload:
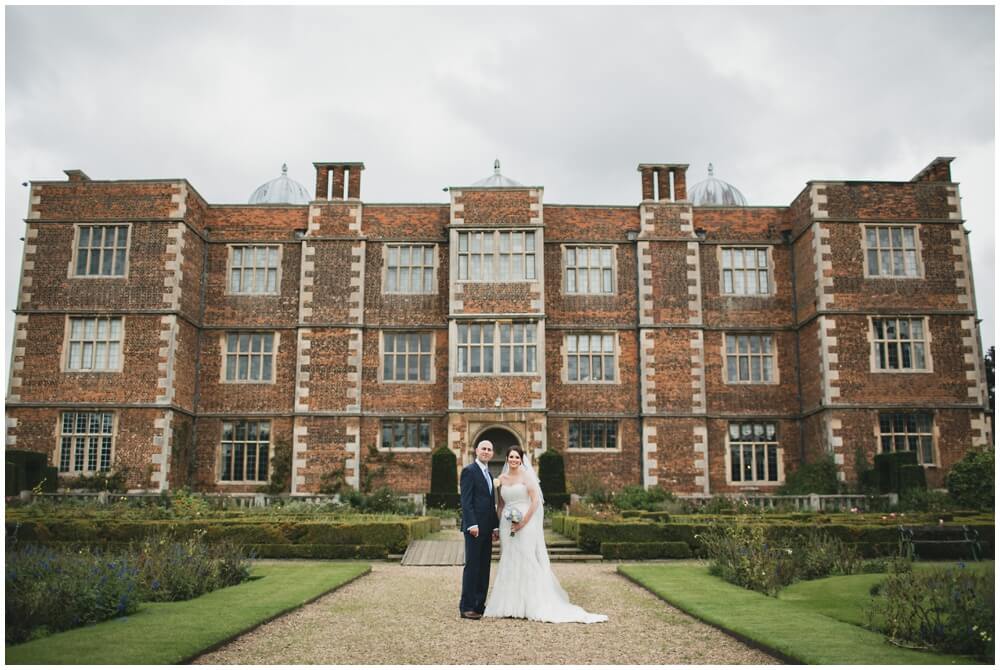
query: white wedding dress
483 483 608 623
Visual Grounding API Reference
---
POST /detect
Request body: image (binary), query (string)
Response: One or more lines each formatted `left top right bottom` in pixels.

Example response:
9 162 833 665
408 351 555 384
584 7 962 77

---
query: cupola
470 159 524 188
688 163 748 206
249 164 312 205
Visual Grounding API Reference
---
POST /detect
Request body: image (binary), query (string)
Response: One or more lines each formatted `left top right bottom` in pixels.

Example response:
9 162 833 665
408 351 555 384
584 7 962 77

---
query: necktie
481 465 492 493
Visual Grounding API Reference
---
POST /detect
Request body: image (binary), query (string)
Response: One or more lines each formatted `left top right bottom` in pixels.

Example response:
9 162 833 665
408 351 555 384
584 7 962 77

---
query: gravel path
193 562 778 665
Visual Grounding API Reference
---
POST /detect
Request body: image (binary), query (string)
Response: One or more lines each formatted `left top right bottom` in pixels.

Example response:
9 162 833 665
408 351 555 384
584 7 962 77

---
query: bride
483 446 608 624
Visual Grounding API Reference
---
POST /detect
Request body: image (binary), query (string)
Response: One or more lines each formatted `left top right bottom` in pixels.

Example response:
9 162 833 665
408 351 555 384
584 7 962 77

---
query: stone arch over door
473 426 521 479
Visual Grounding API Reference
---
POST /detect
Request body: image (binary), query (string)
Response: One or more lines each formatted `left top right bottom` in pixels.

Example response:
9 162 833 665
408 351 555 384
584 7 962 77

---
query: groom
458 439 500 620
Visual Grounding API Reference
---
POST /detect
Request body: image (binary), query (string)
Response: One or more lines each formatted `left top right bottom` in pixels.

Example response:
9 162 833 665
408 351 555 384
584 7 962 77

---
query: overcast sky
4 5 995 384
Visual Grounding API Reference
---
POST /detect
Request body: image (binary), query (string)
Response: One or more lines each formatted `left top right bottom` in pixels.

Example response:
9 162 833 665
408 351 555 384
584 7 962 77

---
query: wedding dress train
483 483 607 623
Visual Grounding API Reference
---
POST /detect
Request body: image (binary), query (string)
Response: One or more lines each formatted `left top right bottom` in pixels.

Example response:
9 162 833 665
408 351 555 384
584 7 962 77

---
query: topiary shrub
946 449 994 510
6 451 56 495
426 446 459 509
537 449 569 509
898 463 927 493
874 451 918 494
777 455 839 494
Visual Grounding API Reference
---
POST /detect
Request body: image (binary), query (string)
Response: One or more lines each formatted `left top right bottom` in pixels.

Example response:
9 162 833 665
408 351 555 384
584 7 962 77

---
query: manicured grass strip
6 562 370 665
777 561 994 628
619 564 975 665
777 572 885 627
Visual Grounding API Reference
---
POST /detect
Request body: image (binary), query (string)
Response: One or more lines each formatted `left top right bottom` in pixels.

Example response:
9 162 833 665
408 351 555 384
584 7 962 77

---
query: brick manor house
5 157 991 496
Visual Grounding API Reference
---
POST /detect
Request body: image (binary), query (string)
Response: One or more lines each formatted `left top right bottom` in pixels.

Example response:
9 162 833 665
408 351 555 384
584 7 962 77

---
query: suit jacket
460 462 499 534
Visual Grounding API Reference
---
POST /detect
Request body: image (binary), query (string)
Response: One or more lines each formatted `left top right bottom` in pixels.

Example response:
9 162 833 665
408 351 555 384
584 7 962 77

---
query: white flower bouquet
503 508 523 536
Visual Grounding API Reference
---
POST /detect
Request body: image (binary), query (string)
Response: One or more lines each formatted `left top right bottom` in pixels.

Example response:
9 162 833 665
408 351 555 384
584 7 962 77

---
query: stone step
491 546 582 556
547 553 604 562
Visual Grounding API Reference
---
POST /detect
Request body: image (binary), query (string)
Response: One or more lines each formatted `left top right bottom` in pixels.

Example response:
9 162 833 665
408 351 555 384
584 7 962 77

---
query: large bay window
457 230 536 281
457 322 537 374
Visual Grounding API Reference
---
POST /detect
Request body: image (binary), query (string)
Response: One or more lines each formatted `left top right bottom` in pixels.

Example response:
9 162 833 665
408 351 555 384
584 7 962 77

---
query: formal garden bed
615 494 994 664
6 489 386 660
552 510 994 560
6 560 369 664
6 489 441 559
551 448 995 561
620 562 991 664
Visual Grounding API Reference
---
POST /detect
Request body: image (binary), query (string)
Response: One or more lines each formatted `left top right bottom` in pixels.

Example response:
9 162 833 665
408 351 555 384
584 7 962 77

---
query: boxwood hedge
5 516 439 557
601 541 692 560
553 516 993 560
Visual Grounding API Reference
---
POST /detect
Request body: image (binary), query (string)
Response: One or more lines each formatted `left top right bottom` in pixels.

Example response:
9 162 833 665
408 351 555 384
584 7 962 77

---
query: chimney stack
64 169 91 182
313 162 365 200
637 163 688 202
910 157 955 183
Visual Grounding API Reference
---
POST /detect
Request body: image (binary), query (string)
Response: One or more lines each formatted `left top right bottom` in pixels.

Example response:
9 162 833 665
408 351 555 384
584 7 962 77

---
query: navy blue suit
459 461 499 614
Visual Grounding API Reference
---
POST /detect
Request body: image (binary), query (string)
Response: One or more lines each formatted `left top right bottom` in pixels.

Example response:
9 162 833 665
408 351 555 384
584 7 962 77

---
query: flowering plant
503 508 523 536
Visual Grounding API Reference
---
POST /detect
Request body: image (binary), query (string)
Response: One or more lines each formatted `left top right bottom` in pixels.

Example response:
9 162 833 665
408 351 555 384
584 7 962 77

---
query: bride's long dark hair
501 445 542 505
506 445 526 464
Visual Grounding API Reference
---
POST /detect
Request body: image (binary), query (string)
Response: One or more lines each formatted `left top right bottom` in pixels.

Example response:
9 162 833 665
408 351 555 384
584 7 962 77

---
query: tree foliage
946 449 994 510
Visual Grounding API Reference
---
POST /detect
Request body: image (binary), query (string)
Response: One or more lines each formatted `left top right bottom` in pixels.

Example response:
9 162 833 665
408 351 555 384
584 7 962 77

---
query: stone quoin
5 158 991 495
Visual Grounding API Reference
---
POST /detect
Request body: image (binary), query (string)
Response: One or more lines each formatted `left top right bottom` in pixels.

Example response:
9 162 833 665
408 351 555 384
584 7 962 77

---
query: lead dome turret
249 164 311 205
470 159 524 187
688 163 747 206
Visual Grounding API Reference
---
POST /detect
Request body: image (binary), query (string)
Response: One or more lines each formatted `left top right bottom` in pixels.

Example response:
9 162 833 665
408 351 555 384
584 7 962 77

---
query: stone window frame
718 245 774 296
724 421 784 486
861 224 924 279
61 315 125 373
868 316 934 373
57 410 116 475
217 418 272 484
456 229 538 282
566 419 621 452
68 223 132 279
562 332 620 384
721 332 779 385
561 244 617 295
497 322 538 374
225 244 283 296
220 332 279 384
378 417 434 452
379 331 436 384
455 321 538 376
382 243 438 295
876 411 937 466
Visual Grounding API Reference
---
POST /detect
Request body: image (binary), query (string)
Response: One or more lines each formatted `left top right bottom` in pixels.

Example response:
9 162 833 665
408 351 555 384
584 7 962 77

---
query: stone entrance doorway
474 426 521 479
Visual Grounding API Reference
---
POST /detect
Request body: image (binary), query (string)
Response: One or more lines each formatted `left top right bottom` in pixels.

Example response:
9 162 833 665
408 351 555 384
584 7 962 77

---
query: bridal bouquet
503 508 523 536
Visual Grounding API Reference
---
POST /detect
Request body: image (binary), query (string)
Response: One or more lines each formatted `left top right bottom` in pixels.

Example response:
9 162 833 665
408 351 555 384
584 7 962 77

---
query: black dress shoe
461 611 482 620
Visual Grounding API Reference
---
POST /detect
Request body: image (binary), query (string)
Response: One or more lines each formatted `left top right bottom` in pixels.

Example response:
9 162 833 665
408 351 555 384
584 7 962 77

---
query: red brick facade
5 158 991 495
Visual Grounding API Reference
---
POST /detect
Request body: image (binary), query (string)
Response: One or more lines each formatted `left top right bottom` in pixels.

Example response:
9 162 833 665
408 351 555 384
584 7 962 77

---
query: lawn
6 561 370 665
777 561 994 628
619 563 986 665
